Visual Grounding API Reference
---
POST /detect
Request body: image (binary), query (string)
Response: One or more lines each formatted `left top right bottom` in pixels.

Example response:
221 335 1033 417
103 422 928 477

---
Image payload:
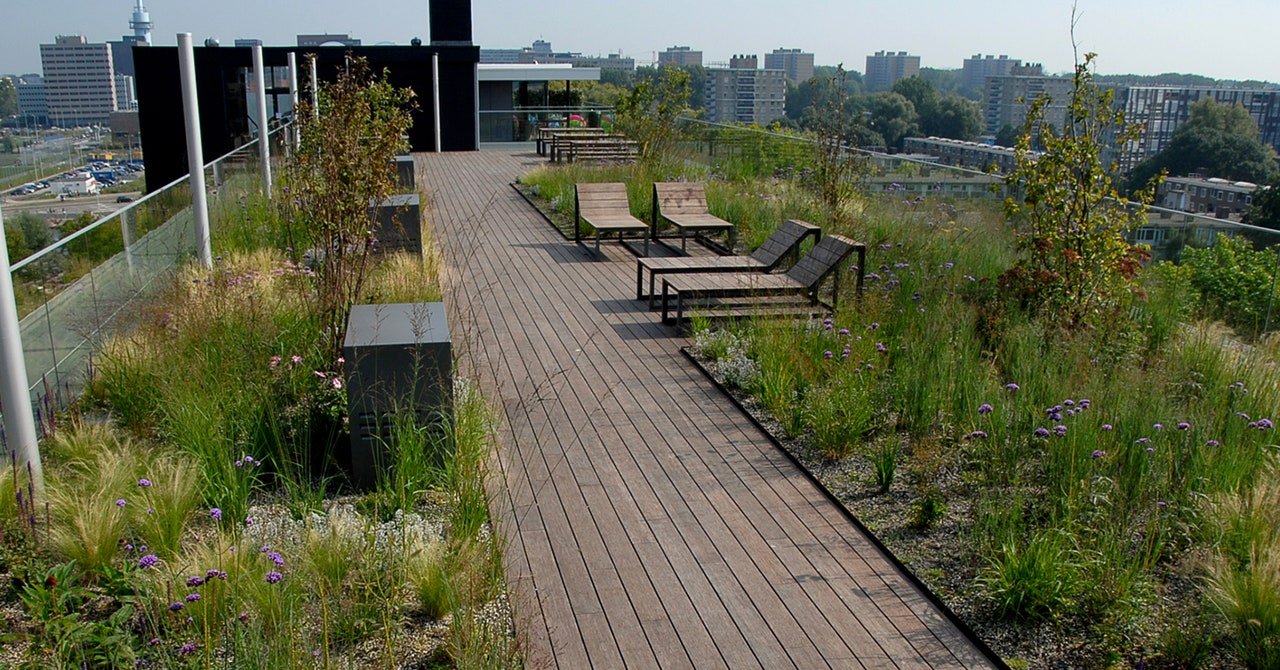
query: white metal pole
432 53 442 152
309 55 319 120
251 44 272 198
287 52 299 148
0 202 43 494
178 33 213 269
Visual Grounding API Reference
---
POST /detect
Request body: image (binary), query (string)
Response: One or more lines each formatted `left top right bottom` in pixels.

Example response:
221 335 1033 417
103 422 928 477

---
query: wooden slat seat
660 234 866 324
652 182 737 253
574 182 650 255
636 219 821 307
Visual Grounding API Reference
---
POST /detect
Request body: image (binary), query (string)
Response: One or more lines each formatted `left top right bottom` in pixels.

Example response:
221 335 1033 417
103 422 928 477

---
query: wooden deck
418 148 1001 670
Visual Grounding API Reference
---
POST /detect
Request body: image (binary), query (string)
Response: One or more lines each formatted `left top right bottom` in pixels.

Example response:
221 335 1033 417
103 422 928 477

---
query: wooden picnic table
536 127 608 157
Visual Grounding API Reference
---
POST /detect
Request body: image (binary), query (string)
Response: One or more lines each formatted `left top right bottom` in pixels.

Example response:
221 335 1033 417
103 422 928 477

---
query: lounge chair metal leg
636 262 645 300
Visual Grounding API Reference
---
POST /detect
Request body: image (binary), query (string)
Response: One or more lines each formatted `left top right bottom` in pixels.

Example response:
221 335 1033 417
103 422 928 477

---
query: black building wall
135 44 479 191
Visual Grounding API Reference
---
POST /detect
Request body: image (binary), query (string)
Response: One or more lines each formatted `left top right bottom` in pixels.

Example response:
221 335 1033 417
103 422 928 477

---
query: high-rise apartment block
658 46 702 67
961 54 1042 92
1115 86 1280 172
480 40 634 71
40 35 117 127
983 74 1074 136
765 48 815 84
865 51 920 91
705 56 786 125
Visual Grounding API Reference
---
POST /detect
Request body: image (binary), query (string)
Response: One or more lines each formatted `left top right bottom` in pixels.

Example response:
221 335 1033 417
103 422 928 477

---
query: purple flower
869 322 881 330
209 508 222 522
1238 412 1252 421
265 571 283 584
1257 418 1274 430
875 342 887 353
185 593 201 602
1053 425 1067 437
967 430 989 440
1135 437 1151 445
823 350 833 360
943 262 954 270
179 642 197 656
1206 439 1221 447
138 554 159 569
169 602 185 612
822 318 833 331
235 459 244 468
186 576 204 588
238 611 250 622
1145 447 1156 454
1063 399 1075 407
1177 422 1191 431
838 328 850 336
978 403 993 415
1005 383 1020 392
1153 423 1164 431
206 569 221 580
260 545 271 553
245 516 255 527
146 507 154 515
124 543 133 552
1101 424 1113 431
148 638 161 647
840 347 851 360
269 355 281 369
1033 427 1050 438
115 499 127 508
1079 399 1091 409
266 551 285 567
137 478 152 488
1092 450 1106 459
290 355 303 365
1157 500 1168 509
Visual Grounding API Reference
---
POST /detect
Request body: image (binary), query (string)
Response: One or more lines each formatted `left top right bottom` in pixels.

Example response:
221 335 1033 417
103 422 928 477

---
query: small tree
283 56 416 355
807 66 867 224
1000 52 1162 329
615 66 691 162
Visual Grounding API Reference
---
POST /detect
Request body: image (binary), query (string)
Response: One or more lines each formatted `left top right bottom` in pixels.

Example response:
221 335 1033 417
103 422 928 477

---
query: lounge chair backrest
785 235 858 288
653 182 710 221
748 219 821 269
576 182 632 219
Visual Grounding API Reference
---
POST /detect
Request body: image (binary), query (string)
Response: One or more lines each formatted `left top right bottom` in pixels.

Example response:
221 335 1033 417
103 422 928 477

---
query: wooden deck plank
418 148 1000 670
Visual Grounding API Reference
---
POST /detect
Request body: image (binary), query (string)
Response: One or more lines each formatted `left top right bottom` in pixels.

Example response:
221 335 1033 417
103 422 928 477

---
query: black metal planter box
343 302 452 489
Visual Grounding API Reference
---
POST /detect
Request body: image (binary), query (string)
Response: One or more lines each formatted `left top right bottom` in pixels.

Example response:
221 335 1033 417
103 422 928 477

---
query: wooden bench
660 235 866 324
652 182 737 253
563 137 638 163
636 219 821 308
574 183 650 255
543 128 610 161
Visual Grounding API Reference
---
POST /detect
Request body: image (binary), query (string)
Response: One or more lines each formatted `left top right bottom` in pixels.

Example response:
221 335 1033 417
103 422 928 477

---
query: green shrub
979 529 1081 621
1182 234 1280 335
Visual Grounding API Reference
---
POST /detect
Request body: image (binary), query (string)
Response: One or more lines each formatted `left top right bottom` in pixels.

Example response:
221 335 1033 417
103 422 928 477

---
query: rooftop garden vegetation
0 58 519 668
520 53 1280 669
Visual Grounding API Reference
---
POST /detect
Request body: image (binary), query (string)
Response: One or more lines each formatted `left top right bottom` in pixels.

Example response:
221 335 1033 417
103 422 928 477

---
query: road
1 191 143 219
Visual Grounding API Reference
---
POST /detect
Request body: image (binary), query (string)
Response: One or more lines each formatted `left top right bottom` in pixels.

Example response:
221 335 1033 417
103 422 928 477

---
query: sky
1 0 1276 83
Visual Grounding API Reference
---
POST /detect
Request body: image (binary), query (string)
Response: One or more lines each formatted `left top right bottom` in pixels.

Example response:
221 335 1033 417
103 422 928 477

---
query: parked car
116 195 133 203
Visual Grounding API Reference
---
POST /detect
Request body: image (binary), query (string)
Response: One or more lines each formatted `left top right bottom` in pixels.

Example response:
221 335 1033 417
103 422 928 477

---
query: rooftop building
961 54 1036 93
865 51 920 92
297 34 362 47
1158 175 1258 219
765 48 815 85
15 74 48 125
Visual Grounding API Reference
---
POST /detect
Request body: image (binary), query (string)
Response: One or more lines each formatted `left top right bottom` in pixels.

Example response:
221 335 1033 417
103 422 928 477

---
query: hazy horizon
1 0 1276 83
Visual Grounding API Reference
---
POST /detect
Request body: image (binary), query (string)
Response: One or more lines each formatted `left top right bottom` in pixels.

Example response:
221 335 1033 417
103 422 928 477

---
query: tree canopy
1129 98 1278 187
0 77 17 118
1243 177 1280 230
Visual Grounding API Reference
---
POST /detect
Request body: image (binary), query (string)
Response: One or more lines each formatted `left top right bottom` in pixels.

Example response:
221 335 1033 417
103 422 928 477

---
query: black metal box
343 302 452 488
369 193 421 255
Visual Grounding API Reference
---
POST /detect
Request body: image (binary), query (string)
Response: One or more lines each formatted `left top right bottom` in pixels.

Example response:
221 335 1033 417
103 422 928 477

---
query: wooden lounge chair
636 219 821 308
660 234 866 325
574 183 650 255
652 182 737 253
